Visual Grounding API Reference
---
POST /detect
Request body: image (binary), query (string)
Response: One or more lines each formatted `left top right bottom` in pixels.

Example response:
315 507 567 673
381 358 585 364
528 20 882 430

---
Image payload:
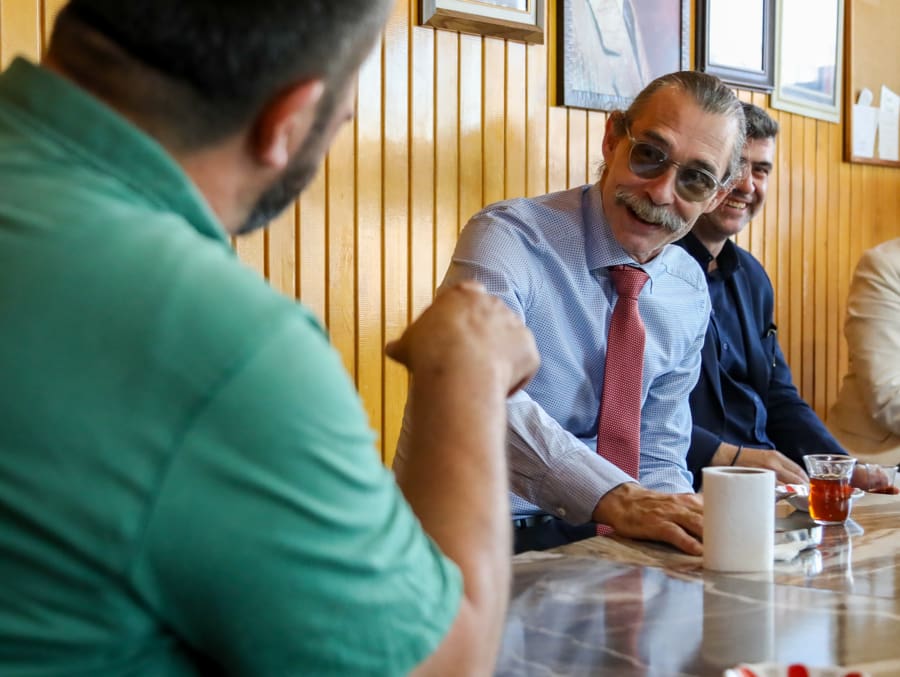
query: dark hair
741 102 779 140
49 1 392 149
611 71 746 181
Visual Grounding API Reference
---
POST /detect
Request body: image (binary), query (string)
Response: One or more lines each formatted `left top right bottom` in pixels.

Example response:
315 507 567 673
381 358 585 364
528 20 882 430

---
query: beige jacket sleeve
844 238 900 436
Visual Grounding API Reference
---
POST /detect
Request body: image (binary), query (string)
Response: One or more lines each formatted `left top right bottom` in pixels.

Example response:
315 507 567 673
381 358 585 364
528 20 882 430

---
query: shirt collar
678 230 740 280
0 58 229 246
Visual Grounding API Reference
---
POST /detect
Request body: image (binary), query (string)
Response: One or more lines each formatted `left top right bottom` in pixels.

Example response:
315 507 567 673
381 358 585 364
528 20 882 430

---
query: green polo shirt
0 58 461 676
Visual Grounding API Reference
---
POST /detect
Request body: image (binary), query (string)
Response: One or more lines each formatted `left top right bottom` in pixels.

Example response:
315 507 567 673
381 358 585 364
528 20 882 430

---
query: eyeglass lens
628 141 720 202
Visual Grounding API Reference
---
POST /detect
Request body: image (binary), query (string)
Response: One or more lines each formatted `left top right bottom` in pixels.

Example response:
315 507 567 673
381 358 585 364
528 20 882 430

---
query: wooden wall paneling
773 111 791 371
0 0 40 67
356 38 385 461
42 0 67 51
297 166 328 325
799 117 816 404
434 30 459 280
785 115 804 385
525 38 548 198
837 140 853 386
586 111 606 185
325 121 358 381
458 33 483 233
547 106 568 193
812 119 829 416
566 108 587 188
381 0 411 459
482 37 506 207
265 207 296 298
234 229 266 283
874 167 893 246
505 41 526 201
410 25 435 319
826 118 842 409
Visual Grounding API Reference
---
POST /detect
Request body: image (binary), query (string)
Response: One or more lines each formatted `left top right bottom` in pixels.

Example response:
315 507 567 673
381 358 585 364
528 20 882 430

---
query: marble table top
496 492 900 676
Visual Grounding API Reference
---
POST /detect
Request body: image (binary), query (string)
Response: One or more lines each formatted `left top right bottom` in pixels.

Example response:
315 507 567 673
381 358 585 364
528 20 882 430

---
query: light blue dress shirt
396 183 709 524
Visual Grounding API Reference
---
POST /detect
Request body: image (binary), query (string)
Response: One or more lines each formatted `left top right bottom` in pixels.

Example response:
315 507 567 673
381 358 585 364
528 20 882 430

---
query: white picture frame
770 0 844 123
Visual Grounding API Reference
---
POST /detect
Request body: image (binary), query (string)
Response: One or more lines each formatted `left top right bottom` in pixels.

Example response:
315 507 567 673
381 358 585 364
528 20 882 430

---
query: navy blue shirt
676 231 846 488
705 245 773 448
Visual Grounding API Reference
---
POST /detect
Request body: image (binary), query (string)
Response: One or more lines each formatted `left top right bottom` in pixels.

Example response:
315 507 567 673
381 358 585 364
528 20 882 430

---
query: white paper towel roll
703 467 775 572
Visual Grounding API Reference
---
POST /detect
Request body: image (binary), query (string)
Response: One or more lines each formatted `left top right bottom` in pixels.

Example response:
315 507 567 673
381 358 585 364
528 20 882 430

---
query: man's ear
253 79 325 169
602 111 625 164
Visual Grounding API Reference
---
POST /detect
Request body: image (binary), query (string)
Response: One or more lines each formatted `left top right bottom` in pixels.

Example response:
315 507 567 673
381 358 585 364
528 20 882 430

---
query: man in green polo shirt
0 2 538 675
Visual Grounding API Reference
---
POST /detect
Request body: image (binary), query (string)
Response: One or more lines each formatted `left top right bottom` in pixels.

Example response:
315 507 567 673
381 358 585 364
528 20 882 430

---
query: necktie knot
609 265 649 300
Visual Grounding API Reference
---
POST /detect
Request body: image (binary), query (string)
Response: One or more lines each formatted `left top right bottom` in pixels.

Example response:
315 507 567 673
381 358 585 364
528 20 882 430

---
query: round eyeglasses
626 129 731 202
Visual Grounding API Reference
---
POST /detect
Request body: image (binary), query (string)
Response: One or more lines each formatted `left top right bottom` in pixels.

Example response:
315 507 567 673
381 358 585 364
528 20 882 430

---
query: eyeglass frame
623 125 737 202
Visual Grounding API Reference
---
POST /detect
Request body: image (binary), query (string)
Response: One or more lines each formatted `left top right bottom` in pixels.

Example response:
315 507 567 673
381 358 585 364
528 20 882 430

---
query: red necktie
596 265 649 535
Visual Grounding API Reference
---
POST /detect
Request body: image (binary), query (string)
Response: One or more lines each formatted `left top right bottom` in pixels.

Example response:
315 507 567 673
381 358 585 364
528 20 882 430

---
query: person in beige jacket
827 238 900 466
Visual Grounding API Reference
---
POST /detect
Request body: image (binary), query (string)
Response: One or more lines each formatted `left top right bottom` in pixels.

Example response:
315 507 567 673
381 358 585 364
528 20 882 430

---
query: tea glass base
811 517 849 526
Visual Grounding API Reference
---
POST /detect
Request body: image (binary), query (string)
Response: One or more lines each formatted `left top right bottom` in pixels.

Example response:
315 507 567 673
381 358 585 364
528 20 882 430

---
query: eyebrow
753 161 774 171
640 129 720 177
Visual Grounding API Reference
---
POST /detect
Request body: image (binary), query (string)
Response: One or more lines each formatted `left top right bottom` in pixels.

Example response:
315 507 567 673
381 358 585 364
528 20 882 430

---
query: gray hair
611 71 746 183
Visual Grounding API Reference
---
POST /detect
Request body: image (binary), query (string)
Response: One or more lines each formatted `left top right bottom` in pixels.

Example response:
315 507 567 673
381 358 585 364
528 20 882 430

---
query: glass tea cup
802 454 857 525
856 463 898 494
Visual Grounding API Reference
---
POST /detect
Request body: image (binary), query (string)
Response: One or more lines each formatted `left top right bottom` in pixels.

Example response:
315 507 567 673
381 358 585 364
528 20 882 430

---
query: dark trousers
513 516 596 554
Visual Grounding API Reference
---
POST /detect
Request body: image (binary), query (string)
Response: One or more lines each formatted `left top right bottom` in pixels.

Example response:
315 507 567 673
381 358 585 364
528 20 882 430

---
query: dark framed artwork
420 0 544 44
696 0 774 91
770 0 844 123
558 0 689 112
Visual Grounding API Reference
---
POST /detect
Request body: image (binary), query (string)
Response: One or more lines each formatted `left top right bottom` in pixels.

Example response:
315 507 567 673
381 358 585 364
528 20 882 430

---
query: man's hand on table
711 443 808 485
591 483 704 556
852 463 900 494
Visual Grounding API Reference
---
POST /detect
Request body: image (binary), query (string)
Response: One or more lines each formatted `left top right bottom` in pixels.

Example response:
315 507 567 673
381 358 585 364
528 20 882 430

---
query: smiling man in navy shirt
676 102 848 490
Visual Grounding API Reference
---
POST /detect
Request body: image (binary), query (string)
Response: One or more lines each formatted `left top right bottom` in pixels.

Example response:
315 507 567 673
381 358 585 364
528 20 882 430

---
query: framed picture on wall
420 0 544 44
770 0 844 123
558 0 689 112
696 0 774 91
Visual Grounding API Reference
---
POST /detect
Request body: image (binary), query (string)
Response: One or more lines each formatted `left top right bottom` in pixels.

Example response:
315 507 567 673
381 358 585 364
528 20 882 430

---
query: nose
642 164 678 205
733 166 754 196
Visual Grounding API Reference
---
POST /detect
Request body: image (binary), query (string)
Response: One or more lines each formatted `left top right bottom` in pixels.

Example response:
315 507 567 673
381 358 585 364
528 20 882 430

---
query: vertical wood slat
381 0 411 460
355 37 385 460
12 1 900 457
505 41 526 201
409 25 435 320
482 37 505 208
567 108 587 188
433 30 459 279
525 37 547 198
458 33 483 233
0 0 40 67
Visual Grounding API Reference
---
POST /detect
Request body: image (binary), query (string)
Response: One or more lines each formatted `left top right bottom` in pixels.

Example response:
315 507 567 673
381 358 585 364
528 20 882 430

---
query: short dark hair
742 102 779 140
49 1 392 150
612 71 746 182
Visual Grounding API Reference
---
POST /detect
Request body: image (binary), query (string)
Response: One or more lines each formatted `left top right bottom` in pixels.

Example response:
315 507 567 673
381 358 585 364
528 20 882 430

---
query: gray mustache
615 189 687 233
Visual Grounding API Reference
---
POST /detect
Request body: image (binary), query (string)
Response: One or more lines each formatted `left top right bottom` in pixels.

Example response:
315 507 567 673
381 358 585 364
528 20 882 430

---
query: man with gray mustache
395 71 746 554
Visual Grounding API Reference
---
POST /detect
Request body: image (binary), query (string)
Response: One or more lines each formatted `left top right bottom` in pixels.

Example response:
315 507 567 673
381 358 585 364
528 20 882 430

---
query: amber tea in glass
803 454 857 525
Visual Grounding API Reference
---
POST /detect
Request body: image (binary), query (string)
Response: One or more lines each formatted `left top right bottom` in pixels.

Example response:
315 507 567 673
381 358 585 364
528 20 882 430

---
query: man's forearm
397 368 511 669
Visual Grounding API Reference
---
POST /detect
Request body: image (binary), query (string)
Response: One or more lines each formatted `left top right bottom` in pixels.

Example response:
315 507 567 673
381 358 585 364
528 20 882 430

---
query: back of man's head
741 102 779 141
613 71 746 180
48 1 392 151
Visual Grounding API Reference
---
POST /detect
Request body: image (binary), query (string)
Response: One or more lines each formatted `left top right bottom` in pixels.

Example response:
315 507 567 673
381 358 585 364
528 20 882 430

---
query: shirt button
557 508 566 518
723 342 729 351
